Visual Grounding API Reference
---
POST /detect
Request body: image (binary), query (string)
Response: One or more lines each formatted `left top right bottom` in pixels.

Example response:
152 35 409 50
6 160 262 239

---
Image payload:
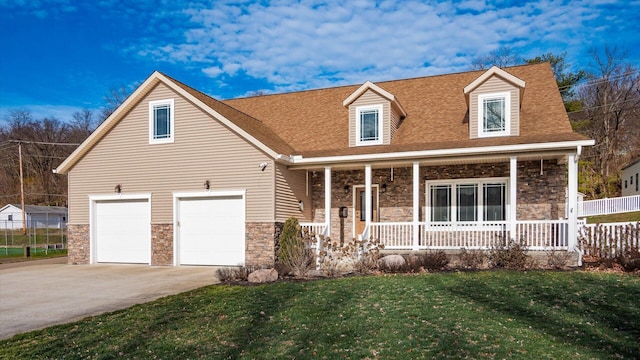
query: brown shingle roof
223 62 589 157
162 73 296 156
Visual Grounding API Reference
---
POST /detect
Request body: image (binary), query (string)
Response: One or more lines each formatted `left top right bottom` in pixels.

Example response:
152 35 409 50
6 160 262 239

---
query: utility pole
18 142 27 234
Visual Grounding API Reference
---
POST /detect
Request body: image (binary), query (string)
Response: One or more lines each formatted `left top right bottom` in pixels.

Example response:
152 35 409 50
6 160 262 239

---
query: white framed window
426 178 508 223
478 92 510 137
355 104 383 146
149 99 175 144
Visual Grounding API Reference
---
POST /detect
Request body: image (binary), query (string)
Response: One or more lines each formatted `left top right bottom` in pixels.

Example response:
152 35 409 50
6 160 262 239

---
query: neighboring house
0 204 68 230
622 158 640 197
55 63 594 267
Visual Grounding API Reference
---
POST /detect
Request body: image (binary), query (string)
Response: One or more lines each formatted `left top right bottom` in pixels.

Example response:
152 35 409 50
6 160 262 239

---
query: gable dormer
464 66 525 139
343 81 407 147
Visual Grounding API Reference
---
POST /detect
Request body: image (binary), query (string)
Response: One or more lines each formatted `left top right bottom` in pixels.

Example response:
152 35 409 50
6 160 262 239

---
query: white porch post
568 153 578 252
324 166 331 237
509 156 517 240
365 164 372 233
412 161 420 250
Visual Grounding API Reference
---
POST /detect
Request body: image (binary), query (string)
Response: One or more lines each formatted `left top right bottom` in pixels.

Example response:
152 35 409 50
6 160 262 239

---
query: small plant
489 238 530 270
458 248 486 269
618 248 640 272
545 248 571 270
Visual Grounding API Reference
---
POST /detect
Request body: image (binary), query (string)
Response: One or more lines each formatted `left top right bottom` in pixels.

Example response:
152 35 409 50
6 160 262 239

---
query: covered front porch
298 152 580 252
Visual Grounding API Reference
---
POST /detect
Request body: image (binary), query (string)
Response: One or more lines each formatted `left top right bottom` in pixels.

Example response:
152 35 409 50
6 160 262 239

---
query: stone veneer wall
67 224 90 264
246 222 279 267
311 160 567 238
151 224 173 265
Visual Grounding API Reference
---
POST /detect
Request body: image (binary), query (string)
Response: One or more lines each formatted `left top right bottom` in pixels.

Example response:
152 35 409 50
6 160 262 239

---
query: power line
8 140 80 146
567 98 640 114
558 69 640 92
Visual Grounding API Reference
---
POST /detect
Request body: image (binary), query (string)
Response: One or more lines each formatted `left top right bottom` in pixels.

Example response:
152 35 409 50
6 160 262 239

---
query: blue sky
1 0 638 123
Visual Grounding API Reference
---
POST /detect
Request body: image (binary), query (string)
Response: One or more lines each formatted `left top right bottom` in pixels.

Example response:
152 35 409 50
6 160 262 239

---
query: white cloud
118 0 637 94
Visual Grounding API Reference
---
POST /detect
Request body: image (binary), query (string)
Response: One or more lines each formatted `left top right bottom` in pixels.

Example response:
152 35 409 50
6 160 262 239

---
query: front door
355 186 378 237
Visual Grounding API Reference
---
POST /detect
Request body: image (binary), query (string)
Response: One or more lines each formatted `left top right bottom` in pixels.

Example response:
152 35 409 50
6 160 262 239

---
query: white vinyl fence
578 195 640 217
578 221 639 258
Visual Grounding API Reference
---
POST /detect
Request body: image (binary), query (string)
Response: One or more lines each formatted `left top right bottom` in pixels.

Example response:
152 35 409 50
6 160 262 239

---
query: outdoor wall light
204 180 210 191
344 185 350 193
382 183 388 192
298 200 304 211
115 184 122 193
259 162 268 171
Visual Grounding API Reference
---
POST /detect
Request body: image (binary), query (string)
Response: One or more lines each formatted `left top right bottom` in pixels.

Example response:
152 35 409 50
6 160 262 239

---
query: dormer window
356 104 383 146
478 92 510 137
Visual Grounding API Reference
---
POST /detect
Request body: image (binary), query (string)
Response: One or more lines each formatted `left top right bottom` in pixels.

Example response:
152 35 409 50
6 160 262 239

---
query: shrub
318 237 383 275
278 217 315 278
618 248 640 272
489 238 530 270
458 248 486 269
216 266 257 282
420 250 450 271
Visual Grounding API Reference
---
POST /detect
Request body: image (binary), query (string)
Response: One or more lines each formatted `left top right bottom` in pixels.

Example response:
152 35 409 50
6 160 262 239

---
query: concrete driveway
0 259 219 340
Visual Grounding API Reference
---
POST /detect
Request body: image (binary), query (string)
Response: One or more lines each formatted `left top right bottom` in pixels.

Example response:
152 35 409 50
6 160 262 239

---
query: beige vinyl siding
274 164 312 222
389 106 401 141
469 76 520 139
348 89 391 146
67 83 275 224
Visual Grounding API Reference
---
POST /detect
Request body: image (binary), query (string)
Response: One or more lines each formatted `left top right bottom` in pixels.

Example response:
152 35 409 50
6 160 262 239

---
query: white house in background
622 158 640 197
0 204 68 230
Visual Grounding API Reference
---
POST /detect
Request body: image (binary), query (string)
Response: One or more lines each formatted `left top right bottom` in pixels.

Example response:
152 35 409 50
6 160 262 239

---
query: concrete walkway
0 261 220 340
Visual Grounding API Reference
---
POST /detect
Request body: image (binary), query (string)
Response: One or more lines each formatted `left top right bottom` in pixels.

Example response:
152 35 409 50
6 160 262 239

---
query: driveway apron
0 261 219 340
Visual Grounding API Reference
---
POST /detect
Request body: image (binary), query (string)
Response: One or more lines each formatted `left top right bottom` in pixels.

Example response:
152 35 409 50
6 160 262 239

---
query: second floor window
356 104 383 145
149 99 175 144
478 92 510 137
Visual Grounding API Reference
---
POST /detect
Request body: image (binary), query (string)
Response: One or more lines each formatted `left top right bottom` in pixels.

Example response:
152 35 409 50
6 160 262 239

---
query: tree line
1 45 638 207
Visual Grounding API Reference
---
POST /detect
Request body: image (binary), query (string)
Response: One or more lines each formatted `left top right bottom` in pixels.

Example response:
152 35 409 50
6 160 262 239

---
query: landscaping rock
379 254 406 268
248 268 278 283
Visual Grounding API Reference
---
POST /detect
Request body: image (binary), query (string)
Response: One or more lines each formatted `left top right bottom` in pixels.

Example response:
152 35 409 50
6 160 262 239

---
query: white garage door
95 199 150 264
177 195 245 266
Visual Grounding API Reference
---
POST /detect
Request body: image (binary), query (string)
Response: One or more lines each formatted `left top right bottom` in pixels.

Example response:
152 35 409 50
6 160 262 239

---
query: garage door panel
95 199 149 264
178 195 244 266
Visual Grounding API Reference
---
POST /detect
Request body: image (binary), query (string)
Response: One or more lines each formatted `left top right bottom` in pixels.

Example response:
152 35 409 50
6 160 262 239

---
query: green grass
1 271 639 359
585 211 640 224
0 247 67 259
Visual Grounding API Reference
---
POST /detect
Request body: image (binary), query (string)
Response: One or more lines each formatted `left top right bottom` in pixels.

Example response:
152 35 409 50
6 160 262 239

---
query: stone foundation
151 224 173 266
246 222 278 267
67 224 90 265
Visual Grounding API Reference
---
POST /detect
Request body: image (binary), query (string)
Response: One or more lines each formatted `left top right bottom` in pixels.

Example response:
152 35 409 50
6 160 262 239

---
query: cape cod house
55 63 594 267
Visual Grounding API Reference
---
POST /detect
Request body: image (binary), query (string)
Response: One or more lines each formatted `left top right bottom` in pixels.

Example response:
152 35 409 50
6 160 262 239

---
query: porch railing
578 195 640 217
420 222 508 250
515 220 568 250
364 220 570 250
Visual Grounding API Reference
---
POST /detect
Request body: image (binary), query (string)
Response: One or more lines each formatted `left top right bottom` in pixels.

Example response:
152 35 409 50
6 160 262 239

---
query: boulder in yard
248 268 278 283
379 254 406 268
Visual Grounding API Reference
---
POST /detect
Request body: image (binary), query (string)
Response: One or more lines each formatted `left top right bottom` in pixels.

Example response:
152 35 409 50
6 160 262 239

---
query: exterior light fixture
382 183 388 192
204 180 210 190
298 200 304 211
115 184 122 193
344 185 350 193
259 162 268 171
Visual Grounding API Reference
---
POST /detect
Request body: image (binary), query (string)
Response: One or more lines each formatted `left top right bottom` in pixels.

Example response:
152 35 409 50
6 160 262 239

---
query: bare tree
470 46 521 70
574 46 640 197
100 85 131 122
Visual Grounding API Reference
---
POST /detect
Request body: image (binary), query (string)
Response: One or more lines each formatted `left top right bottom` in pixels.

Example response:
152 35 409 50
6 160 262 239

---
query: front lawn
1 271 638 359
